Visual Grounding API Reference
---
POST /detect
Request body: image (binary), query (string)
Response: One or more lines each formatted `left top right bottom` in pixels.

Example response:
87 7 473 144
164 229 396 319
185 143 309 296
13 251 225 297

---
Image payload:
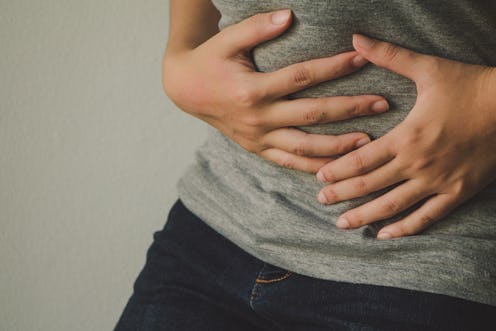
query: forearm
166 0 221 55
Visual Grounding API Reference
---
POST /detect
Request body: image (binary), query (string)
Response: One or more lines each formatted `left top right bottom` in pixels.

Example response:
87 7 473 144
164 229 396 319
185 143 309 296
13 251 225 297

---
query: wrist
162 48 190 104
164 42 195 59
475 66 496 121
486 67 496 119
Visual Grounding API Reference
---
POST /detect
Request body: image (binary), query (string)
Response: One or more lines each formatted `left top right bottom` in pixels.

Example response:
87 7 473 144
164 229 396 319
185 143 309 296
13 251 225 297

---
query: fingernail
377 232 392 240
336 217 350 229
271 9 291 25
355 137 370 148
354 34 375 48
352 55 368 67
318 191 328 204
316 171 327 182
372 100 389 112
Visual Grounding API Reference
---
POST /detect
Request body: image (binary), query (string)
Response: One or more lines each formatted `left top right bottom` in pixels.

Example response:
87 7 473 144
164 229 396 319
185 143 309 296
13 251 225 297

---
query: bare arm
165 0 220 56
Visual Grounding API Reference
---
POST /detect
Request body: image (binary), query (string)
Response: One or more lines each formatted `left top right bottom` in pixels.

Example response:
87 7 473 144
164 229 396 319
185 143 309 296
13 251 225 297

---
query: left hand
316 34 496 240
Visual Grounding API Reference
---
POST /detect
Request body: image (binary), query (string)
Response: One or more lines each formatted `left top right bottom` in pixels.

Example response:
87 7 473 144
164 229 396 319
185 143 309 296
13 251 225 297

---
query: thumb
352 34 432 82
214 9 293 58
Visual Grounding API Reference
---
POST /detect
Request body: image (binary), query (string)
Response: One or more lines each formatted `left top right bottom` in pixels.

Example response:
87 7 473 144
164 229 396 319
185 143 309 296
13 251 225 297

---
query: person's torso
177 0 496 306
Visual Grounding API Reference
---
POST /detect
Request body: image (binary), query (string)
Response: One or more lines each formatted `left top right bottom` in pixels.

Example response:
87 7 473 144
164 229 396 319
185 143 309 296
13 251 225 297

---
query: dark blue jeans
114 199 495 331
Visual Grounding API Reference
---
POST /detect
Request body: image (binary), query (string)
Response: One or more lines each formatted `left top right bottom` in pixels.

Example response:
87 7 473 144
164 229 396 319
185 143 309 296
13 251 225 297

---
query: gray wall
0 1 206 330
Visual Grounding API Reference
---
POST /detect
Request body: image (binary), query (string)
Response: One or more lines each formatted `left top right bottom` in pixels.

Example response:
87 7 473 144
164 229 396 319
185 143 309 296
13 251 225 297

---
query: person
114 1 496 330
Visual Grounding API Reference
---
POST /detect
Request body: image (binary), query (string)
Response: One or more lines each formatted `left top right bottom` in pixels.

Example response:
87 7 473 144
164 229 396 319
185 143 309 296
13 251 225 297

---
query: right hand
162 9 389 173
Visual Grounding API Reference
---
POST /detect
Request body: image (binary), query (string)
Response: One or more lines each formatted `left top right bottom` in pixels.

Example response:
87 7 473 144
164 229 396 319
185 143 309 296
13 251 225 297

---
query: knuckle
394 223 410 237
242 113 265 127
231 85 260 107
410 156 434 172
352 177 368 193
319 167 335 182
243 127 264 142
451 180 466 199
382 43 401 63
330 138 347 154
380 198 402 216
280 157 296 170
239 139 260 154
346 100 363 117
243 143 258 154
333 63 348 77
351 153 367 173
327 170 337 182
293 139 310 156
418 214 435 227
304 108 328 124
324 61 344 78
291 64 314 87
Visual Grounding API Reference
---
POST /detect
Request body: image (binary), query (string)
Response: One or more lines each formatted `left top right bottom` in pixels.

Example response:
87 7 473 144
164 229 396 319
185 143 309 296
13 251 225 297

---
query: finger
316 138 395 183
376 193 458 240
259 51 368 98
264 95 389 128
263 128 371 157
352 34 435 83
259 148 334 173
334 180 431 229
318 160 404 205
212 10 293 58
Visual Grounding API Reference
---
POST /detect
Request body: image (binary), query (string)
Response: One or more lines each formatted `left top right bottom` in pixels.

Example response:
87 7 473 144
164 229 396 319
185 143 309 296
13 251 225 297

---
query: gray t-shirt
177 0 496 306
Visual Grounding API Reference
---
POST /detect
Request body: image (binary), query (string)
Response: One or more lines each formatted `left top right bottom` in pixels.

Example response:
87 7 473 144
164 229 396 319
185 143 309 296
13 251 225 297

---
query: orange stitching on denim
249 264 267 309
255 271 293 283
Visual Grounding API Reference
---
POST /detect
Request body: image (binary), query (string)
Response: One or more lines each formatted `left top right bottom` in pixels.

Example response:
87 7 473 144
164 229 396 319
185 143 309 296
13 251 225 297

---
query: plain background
0 1 207 330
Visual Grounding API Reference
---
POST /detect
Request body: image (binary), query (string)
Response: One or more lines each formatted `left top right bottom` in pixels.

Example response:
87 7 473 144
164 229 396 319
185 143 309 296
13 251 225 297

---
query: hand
316 34 496 239
162 10 390 173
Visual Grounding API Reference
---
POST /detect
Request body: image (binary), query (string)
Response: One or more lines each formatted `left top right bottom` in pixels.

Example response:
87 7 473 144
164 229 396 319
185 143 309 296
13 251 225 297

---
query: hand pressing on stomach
163 10 389 173
317 34 496 239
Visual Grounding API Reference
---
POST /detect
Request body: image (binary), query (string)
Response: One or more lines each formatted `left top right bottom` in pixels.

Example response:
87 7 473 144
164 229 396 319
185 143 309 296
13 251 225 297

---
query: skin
165 1 496 240
317 34 496 240
164 3 389 173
